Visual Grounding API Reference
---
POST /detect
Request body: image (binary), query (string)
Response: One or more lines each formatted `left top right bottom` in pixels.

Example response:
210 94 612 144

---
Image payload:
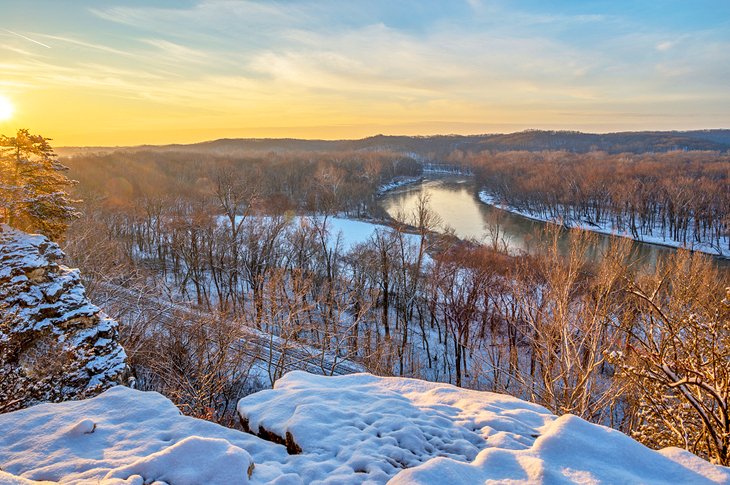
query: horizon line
53 127 730 149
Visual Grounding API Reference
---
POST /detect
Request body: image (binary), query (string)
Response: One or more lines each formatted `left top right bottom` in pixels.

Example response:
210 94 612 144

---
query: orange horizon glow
3 91 726 148
2 82 728 147
2 2 729 147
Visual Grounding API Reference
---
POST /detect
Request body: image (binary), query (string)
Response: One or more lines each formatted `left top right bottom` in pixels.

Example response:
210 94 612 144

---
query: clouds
1 29 51 49
656 40 676 52
1 0 729 144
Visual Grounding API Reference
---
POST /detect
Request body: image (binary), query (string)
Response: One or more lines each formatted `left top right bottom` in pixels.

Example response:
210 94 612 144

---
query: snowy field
222 215 425 254
479 191 730 258
1 372 729 484
318 216 422 252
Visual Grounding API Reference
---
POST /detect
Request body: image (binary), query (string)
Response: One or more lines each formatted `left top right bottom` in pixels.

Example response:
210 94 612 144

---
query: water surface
380 176 729 272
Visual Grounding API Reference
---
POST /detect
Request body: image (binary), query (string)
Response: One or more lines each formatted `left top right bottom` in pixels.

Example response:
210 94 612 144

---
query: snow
0 471 52 485
478 191 730 258
237 371 553 482
659 448 730 484
421 165 472 176
377 168 472 195
102 436 254 485
321 216 423 253
1 373 729 484
377 176 422 195
66 418 96 435
392 414 730 484
0 386 279 485
0 225 127 398
223 215 425 254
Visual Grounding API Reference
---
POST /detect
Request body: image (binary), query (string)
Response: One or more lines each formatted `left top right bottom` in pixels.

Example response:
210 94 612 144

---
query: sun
0 95 14 121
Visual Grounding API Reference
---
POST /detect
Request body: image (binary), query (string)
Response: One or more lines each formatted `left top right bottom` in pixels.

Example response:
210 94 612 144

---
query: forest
458 150 730 253
2 130 729 466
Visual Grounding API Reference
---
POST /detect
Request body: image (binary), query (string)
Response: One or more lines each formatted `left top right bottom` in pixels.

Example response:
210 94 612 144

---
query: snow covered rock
102 436 255 485
0 225 127 411
237 371 554 482
0 386 271 484
238 371 730 484
65 418 96 435
1 374 729 484
390 413 730 484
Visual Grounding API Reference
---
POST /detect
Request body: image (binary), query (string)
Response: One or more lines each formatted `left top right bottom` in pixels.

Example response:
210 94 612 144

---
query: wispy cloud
36 34 135 57
2 0 729 144
1 29 51 48
140 38 224 66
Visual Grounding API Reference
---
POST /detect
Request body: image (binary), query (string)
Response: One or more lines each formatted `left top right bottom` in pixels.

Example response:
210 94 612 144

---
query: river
380 175 730 272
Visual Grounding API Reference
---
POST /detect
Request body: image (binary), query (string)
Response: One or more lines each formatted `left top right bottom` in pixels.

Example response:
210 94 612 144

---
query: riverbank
478 190 730 259
377 167 473 196
377 175 423 195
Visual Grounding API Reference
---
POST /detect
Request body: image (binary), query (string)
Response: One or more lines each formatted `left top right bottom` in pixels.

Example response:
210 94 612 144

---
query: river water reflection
380 176 729 272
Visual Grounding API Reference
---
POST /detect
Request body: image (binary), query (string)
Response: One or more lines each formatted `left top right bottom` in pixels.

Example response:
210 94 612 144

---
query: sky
1 0 729 146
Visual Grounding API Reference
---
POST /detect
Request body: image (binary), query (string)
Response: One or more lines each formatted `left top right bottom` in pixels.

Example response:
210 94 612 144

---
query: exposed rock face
0 224 127 411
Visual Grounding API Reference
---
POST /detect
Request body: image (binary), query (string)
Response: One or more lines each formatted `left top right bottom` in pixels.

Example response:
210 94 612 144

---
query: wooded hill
57 129 730 157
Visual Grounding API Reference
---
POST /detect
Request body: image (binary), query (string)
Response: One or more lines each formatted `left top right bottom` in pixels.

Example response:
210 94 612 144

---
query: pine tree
0 129 79 240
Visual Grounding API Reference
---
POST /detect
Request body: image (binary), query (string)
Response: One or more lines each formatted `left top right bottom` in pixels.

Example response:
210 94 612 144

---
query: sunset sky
1 0 729 146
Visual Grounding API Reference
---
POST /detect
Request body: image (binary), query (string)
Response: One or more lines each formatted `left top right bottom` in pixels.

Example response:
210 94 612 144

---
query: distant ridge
57 129 730 157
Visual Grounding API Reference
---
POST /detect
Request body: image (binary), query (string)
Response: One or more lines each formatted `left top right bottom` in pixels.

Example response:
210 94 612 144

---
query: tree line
63 148 420 219
452 150 730 253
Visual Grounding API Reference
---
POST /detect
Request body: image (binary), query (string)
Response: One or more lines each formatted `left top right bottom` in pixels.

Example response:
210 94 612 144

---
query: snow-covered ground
237 371 551 483
2 372 729 484
421 165 472 176
222 215 424 254
0 386 272 485
392 413 730 484
317 216 422 252
377 176 422 195
479 191 730 258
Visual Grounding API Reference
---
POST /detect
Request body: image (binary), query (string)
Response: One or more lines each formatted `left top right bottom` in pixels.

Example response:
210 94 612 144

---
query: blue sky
1 0 729 144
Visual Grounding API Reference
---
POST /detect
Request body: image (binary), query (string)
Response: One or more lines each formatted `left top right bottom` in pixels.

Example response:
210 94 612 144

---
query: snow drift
1 372 729 484
0 386 261 485
237 371 552 482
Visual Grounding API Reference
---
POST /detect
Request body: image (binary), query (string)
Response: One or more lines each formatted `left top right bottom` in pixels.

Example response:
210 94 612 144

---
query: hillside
1 232 727 484
1 372 728 484
56 129 730 158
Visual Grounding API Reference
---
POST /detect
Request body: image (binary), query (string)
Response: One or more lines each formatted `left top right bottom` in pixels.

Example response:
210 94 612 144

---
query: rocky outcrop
0 225 127 411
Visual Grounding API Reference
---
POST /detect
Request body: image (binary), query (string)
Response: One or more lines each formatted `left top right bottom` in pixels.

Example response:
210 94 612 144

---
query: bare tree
136 310 259 426
612 250 730 465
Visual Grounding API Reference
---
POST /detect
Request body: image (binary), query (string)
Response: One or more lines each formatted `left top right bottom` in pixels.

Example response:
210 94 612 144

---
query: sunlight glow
2 2 729 145
0 95 14 122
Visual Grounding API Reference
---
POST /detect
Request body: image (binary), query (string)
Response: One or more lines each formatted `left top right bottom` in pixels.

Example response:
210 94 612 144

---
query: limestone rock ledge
0 224 127 407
